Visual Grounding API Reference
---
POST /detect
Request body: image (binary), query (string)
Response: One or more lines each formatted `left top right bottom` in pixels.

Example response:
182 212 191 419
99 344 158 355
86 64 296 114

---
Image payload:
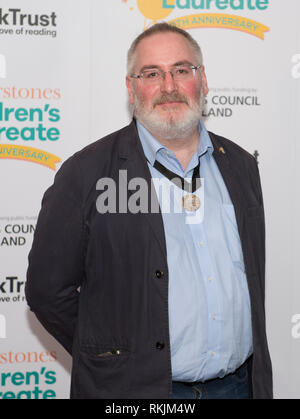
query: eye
143 70 160 79
174 66 190 76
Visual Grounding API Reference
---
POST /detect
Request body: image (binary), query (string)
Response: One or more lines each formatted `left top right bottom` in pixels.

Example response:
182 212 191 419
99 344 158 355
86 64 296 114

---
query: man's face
126 32 209 139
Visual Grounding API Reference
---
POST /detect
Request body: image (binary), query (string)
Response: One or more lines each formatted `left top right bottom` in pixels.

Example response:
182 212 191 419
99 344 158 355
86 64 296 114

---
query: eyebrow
138 60 194 73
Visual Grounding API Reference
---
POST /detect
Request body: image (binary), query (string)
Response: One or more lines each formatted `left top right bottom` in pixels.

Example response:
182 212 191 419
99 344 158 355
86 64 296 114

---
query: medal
153 159 201 211
182 194 201 212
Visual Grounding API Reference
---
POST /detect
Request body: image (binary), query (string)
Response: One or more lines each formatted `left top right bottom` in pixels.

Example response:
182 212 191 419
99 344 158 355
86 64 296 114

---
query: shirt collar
137 119 214 167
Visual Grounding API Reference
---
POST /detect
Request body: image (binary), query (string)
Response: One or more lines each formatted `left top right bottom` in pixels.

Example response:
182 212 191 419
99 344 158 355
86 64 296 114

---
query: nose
160 71 177 93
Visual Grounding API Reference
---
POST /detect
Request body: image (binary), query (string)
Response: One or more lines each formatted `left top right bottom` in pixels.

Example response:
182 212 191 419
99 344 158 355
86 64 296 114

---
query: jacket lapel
118 120 167 258
117 124 246 257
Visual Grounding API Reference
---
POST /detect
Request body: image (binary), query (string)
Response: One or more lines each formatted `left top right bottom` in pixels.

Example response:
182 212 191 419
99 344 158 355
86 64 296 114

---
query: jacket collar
118 119 168 258
118 120 246 250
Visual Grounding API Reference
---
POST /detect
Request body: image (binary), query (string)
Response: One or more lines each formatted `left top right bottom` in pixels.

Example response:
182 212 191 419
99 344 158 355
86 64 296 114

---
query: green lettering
48 108 60 122
191 0 205 8
177 0 190 8
17 391 32 399
2 391 15 399
215 0 229 9
37 123 47 140
162 0 175 8
32 386 43 399
1 372 11 386
47 127 60 141
25 371 39 385
43 390 56 399
161 0 268 10
256 0 268 9
230 0 244 10
15 108 28 121
247 0 255 9
6 127 19 140
0 127 7 138
11 372 25 386
21 127 35 141
45 370 56 385
206 0 214 8
5 107 15 121
29 108 43 122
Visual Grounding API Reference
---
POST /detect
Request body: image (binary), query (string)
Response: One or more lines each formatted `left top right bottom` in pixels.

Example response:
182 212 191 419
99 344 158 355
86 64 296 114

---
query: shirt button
156 342 165 350
212 314 216 320
155 270 164 279
199 241 203 247
210 351 215 357
208 276 213 281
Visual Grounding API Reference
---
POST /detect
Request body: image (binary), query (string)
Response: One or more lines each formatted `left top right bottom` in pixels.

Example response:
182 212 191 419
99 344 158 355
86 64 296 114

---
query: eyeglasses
130 64 202 84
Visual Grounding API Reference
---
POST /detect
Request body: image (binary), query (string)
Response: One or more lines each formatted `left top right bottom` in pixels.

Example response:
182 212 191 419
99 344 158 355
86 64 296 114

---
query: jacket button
156 342 165 350
155 270 164 279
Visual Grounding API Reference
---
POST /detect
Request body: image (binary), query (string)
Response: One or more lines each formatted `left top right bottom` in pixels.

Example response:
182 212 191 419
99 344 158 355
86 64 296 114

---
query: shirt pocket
221 204 245 272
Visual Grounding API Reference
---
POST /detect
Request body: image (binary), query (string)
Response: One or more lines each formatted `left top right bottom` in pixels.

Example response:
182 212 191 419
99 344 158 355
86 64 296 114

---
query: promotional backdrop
0 0 299 399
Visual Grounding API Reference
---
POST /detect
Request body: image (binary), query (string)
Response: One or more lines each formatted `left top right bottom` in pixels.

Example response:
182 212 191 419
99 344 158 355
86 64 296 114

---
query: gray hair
127 23 203 75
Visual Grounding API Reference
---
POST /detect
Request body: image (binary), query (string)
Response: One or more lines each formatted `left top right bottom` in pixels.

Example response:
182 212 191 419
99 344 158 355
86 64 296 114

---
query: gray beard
132 90 204 141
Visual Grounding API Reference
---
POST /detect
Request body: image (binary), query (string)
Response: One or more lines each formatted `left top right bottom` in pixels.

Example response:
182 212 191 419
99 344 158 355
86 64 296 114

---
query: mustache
152 93 189 107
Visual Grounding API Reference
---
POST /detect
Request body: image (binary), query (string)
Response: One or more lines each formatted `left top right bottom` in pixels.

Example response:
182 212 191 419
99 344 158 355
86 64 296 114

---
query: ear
126 76 134 105
200 66 209 96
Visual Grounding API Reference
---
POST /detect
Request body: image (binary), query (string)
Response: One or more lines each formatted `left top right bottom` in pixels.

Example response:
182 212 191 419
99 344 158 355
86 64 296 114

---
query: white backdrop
0 0 299 399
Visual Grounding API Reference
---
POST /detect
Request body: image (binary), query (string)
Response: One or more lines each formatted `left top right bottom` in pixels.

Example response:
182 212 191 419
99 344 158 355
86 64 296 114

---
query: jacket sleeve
25 155 86 355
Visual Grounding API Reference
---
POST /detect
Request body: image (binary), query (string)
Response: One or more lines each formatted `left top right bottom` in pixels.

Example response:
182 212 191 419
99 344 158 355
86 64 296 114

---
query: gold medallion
182 194 201 212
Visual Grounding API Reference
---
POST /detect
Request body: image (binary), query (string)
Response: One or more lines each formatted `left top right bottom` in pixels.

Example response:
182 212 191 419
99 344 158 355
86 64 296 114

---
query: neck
152 127 200 171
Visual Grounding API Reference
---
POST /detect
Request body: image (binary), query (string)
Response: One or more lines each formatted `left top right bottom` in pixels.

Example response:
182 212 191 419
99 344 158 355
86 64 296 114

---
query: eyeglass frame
129 64 203 83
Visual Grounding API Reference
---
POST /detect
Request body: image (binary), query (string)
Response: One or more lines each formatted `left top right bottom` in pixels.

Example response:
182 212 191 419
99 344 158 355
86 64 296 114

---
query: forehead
134 32 197 70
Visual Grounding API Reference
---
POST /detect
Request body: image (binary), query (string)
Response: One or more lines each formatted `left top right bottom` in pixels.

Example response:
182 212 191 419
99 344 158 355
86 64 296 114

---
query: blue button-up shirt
137 120 253 382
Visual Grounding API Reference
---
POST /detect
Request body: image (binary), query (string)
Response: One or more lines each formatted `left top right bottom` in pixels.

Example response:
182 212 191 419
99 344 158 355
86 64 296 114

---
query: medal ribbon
153 160 201 193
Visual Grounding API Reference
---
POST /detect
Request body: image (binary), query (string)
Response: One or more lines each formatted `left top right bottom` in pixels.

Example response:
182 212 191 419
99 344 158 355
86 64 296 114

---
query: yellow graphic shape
0 144 61 170
137 0 174 21
167 13 269 40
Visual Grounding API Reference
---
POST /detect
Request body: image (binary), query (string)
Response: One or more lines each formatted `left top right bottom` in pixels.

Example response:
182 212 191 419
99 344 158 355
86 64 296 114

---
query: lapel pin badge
219 147 226 154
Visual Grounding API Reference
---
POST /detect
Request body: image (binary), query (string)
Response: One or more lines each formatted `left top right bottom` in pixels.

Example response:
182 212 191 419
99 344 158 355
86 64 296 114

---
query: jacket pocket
97 349 122 358
75 344 132 398
80 345 130 360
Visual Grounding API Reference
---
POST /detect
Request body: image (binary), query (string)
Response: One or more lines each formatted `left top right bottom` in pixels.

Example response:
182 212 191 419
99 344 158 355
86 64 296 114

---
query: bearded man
26 23 273 399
